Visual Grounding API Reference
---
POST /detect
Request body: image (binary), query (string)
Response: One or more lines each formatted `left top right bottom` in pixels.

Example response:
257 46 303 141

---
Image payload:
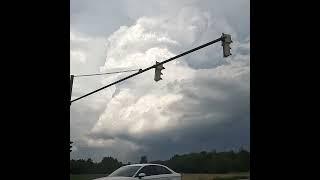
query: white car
94 164 181 180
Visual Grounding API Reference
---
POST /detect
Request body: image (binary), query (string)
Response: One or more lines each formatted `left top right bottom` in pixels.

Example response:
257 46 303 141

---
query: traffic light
154 61 165 82
221 33 232 57
70 141 73 152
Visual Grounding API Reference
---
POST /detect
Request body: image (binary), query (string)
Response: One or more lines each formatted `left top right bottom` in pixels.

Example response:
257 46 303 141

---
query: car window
109 165 142 177
137 165 172 176
136 165 157 176
154 165 172 175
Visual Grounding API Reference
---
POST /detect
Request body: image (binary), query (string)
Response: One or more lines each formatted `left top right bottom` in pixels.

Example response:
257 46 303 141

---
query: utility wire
71 36 223 104
72 69 141 78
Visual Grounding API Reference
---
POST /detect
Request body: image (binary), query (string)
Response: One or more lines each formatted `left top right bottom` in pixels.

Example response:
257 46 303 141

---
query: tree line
70 149 249 174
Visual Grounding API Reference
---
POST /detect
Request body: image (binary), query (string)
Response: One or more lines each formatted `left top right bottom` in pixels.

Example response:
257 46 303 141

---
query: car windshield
108 165 142 177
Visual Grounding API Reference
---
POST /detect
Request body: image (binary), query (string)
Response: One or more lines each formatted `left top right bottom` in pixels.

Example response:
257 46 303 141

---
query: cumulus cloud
70 0 249 162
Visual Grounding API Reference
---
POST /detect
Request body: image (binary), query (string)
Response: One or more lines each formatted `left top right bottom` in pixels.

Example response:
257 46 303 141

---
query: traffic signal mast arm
72 69 141 78
71 34 230 104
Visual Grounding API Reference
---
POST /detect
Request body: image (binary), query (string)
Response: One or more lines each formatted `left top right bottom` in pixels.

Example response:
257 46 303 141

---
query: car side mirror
137 173 146 179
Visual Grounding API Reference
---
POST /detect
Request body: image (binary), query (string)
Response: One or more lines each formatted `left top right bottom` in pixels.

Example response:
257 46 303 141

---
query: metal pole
70 75 74 152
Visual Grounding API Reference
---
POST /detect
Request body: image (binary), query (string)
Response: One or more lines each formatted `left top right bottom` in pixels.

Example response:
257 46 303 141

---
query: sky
70 0 250 163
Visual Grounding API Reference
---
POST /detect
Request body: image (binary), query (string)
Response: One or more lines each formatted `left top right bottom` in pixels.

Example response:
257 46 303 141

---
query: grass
181 173 249 180
70 173 249 180
70 174 107 180
213 176 249 180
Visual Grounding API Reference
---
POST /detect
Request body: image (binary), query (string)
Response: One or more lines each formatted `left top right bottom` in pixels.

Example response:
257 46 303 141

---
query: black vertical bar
70 75 74 103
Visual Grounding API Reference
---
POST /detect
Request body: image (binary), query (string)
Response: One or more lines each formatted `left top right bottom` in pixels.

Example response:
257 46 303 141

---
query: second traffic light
70 141 73 152
221 33 232 57
154 61 165 82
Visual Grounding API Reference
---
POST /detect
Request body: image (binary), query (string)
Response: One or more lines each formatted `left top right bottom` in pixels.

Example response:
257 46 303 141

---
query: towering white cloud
70 0 249 162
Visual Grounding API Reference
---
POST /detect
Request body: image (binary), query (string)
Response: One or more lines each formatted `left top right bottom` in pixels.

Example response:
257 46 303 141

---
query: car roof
125 163 166 167
119 163 177 176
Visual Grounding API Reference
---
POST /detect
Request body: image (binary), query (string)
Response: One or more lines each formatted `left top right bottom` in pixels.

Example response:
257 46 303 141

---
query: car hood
93 176 136 180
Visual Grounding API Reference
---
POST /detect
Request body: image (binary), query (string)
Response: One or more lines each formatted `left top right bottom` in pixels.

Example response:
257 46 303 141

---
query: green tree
140 156 148 163
70 148 250 174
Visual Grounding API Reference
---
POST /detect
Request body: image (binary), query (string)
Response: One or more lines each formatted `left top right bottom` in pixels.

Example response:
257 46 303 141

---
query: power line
70 36 223 104
72 69 141 78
